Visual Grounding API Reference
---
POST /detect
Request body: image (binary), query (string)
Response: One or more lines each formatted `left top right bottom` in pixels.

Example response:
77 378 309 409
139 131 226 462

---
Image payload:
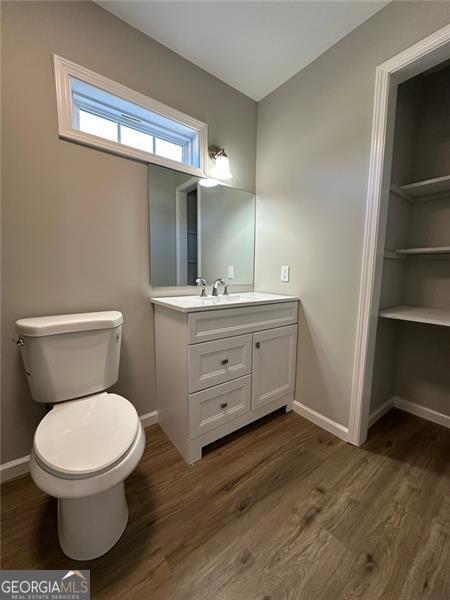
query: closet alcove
369 60 450 424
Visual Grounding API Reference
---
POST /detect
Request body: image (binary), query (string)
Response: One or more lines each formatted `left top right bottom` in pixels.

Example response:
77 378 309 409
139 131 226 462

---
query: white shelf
379 305 450 327
392 175 450 202
395 246 450 255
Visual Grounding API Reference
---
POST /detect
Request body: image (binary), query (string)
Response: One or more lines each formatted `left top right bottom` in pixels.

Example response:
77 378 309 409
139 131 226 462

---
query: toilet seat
34 392 139 478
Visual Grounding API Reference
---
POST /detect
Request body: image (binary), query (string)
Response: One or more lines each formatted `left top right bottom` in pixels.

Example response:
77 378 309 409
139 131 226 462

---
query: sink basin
151 292 299 313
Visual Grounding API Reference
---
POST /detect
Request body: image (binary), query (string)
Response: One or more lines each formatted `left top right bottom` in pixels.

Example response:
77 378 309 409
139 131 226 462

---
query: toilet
15 311 145 561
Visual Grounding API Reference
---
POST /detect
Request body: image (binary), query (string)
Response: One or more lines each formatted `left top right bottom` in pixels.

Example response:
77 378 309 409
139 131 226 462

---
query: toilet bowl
16 311 144 560
30 392 145 560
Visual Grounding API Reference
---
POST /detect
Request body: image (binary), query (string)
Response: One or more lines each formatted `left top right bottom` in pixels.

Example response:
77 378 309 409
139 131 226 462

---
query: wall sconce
208 145 232 180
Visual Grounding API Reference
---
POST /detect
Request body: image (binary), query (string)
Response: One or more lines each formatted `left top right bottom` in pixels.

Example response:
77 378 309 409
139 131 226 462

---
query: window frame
53 55 208 177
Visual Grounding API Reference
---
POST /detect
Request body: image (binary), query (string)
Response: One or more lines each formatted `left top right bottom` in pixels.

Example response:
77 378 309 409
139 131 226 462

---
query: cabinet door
252 325 297 410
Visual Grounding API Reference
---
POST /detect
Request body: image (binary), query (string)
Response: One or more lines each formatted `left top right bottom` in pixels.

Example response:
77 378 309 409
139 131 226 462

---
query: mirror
149 164 255 288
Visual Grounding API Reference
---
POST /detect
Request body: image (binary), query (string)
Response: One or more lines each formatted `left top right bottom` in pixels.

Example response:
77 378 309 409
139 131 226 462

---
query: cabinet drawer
189 375 251 439
188 301 298 344
189 334 252 393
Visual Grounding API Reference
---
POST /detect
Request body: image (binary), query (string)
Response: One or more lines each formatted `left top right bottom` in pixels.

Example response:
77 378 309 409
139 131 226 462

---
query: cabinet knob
220 402 228 409
221 358 229 365
255 342 261 349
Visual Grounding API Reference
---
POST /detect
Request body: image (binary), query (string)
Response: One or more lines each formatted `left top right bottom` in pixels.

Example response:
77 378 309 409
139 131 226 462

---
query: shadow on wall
112 302 156 411
2 346 47 459
295 302 350 427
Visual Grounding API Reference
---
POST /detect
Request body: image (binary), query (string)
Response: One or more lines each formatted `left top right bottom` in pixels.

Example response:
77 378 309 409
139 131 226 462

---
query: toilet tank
15 311 123 404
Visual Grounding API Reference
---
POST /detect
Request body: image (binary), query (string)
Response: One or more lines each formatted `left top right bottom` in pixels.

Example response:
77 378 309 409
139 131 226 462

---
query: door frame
348 25 450 446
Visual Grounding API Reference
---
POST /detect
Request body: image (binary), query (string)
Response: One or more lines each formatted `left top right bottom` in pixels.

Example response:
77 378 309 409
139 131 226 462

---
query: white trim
175 178 198 286
197 183 203 278
293 401 349 442
393 396 450 429
0 410 159 483
139 410 158 428
0 455 30 483
368 398 393 428
53 55 208 177
176 189 188 286
348 25 450 447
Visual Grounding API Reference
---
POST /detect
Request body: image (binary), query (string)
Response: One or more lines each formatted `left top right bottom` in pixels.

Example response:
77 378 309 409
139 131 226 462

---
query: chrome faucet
212 278 226 296
195 277 208 297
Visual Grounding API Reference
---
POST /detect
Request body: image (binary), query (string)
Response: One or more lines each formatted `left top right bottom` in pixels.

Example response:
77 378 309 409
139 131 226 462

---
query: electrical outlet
228 265 234 279
281 265 290 282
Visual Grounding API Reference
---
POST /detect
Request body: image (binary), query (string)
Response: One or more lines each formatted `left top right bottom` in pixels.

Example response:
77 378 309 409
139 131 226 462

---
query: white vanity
151 292 299 463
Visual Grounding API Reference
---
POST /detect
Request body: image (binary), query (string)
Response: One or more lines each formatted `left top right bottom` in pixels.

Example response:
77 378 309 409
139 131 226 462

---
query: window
79 110 117 142
54 55 207 175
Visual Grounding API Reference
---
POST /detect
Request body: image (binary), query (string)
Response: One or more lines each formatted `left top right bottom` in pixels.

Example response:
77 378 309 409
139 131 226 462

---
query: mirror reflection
149 164 255 288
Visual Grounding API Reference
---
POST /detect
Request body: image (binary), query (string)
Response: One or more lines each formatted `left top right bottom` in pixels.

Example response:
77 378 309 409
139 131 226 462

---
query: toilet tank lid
16 311 123 337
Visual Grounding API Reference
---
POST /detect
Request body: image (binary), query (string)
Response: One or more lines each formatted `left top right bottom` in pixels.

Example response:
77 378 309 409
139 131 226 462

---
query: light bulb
211 154 232 180
199 178 219 188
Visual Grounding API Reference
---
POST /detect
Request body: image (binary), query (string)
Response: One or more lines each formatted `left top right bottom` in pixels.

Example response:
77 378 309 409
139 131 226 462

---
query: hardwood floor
1 408 449 599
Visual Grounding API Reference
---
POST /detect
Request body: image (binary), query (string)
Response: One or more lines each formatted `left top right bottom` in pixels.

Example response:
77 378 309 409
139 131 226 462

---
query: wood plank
1 409 449 600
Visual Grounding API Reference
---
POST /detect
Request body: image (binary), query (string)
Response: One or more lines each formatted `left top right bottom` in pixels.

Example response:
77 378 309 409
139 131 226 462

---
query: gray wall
1 1 256 463
201 186 255 285
412 65 450 181
255 1 450 428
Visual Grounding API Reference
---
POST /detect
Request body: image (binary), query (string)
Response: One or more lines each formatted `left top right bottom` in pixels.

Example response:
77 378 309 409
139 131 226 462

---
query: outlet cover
281 265 290 282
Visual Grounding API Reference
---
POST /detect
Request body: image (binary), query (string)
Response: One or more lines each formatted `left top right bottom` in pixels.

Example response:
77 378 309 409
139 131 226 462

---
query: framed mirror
149 164 255 288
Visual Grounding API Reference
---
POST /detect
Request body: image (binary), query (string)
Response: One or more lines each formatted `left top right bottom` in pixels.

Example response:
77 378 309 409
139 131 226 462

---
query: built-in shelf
379 305 450 327
384 250 405 260
395 246 450 255
391 175 450 202
384 246 450 259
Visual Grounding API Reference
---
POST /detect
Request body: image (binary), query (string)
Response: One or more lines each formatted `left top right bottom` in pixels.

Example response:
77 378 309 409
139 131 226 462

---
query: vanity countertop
150 292 299 313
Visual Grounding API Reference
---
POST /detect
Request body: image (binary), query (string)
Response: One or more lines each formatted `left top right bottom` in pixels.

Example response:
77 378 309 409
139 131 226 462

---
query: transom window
54 56 207 176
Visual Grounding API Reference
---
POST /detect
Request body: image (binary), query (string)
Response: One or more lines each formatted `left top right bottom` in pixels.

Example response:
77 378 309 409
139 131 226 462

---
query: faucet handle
223 283 230 296
195 277 208 297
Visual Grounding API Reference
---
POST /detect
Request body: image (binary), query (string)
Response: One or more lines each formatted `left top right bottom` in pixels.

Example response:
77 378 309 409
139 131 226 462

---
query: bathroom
1 1 449 598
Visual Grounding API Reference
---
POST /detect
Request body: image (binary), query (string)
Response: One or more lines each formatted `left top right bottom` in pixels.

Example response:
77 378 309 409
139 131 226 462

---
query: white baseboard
139 410 158 428
0 410 159 483
293 400 349 442
0 455 30 483
392 396 450 429
368 399 394 428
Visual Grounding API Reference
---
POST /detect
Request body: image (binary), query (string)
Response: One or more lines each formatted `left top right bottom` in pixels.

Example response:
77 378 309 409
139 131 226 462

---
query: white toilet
15 311 145 561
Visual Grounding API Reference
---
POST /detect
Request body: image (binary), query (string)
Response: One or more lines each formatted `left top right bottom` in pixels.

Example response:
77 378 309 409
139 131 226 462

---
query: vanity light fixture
208 145 232 180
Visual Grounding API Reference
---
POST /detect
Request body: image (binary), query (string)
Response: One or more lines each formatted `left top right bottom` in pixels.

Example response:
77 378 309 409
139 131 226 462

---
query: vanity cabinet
152 295 299 463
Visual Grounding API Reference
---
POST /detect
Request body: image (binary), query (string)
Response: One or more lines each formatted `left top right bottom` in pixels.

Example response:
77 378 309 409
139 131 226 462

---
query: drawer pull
255 342 261 349
221 358 229 365
220 402 228 409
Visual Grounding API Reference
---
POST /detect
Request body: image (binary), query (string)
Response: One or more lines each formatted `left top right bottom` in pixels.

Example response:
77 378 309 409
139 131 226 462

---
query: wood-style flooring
1 408 449 599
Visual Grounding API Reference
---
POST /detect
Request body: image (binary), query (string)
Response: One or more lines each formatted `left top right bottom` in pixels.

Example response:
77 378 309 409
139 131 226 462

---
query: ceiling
96 1 389 101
